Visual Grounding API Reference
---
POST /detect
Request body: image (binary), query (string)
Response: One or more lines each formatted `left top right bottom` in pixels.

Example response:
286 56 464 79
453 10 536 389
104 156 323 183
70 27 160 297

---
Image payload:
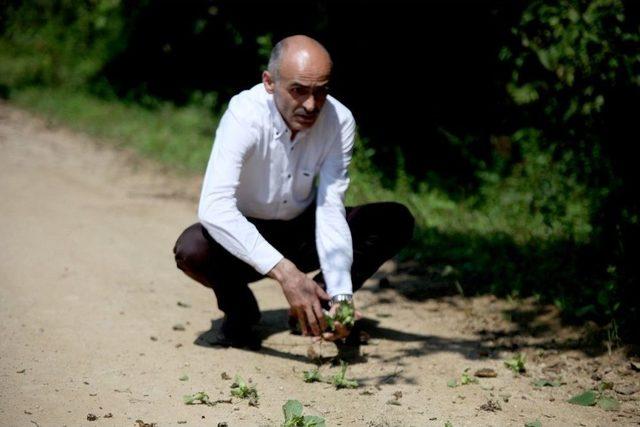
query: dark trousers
173 201 414 324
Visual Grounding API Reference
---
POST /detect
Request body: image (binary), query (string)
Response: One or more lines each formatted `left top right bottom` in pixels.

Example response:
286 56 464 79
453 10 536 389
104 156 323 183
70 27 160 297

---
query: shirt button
287 174 292 178
283 200 287 204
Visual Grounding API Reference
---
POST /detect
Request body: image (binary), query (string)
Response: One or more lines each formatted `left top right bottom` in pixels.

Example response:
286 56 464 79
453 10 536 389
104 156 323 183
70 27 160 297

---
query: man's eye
291 87 307 96
314 86 329 97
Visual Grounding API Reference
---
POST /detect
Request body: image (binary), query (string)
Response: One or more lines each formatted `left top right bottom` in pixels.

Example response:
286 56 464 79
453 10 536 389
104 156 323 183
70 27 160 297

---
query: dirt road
1 102 638 426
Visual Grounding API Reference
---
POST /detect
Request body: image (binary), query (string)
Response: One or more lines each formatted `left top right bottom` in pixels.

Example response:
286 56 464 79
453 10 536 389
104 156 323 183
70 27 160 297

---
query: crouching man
173 35 414 350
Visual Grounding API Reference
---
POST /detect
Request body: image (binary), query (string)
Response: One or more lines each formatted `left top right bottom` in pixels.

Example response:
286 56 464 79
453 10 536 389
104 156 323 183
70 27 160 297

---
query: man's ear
262 70 275 94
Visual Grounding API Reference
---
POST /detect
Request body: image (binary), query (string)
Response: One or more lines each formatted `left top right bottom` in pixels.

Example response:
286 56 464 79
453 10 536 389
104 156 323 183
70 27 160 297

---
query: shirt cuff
322 270 353 297
251 239 284 275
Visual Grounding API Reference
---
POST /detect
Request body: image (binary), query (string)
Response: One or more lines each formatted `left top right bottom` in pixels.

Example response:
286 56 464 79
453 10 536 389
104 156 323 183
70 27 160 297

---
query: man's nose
302 95 317 113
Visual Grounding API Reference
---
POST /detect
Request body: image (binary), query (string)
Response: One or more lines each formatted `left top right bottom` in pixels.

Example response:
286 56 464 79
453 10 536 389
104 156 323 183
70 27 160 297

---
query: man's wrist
330 294 353 306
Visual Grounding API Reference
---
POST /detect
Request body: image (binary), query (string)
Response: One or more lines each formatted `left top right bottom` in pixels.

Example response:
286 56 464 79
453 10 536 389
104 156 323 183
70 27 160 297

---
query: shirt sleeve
198 106 284 275
315 113 356 297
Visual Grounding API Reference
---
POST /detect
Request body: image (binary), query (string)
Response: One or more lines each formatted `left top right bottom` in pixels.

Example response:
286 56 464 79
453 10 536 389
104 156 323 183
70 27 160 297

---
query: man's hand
268 258 330 336
320 302 362 342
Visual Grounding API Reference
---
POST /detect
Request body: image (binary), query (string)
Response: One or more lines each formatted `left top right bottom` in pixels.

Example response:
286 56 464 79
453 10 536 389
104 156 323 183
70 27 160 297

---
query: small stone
150 336 158 341
172 324 186 331
615 384 639 395
475 368 497 378
87 413 98 421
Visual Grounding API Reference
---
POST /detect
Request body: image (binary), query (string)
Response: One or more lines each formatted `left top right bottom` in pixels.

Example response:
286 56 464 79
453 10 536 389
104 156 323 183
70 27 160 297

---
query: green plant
324 301 356 331
282 400 326 427
303 368 322 383
330 361 358 389
567 383 620 411
183 391 212 405
230 375 259 406
504 354 526 374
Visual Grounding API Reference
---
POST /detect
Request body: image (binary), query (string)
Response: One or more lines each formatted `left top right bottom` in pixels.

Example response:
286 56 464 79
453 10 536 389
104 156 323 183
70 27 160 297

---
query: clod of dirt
542 361 567 375
177 301 191 308
475 368 497 378
135 420 157 427
479 400 502 412
149 336 158 341
630 360 640 372
103 413 112 418
221 372 231 380
16 369 26 374
615 384 639 395
86 413 98 421
172 324 186 331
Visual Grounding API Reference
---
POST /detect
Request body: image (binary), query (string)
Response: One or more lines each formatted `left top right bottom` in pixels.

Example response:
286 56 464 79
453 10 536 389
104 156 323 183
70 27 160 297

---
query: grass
7 86 217 173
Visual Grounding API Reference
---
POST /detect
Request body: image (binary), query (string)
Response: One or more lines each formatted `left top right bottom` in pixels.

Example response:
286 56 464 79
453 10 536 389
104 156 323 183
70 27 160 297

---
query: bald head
263 35 332 135
267 35 332 80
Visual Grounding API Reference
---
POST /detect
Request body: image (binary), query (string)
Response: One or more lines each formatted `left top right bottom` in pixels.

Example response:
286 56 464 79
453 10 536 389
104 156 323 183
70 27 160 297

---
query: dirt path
1 102 639 426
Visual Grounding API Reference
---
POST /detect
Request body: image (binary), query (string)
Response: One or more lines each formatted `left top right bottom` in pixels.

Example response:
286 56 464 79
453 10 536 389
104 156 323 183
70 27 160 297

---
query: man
173 35 414 350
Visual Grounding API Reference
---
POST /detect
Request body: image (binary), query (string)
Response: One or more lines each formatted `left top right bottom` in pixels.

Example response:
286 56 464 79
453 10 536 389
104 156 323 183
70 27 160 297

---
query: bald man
173 35 414 350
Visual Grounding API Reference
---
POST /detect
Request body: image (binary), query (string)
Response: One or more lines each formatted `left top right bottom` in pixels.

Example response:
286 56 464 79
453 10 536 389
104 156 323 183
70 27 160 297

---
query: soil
1 102 639 426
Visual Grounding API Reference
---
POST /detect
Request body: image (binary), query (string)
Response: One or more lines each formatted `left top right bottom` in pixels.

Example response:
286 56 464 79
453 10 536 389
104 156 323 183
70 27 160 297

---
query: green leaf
525 421 542 427
283 399 303 421
447 378 458 388
183 391 211 405
504 354 526 374
303 415 326 427
303 369 322 383
532 379 561 388
331 361 359 389
179 374 189 381
567 390 597 406
597 396 620 411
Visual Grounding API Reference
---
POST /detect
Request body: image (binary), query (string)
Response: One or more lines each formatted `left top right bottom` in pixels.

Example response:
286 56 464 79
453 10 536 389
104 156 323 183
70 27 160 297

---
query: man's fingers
296 308 309 336
321 322 349 341
313 300 327 331
305 307 321 336
315 285 330 301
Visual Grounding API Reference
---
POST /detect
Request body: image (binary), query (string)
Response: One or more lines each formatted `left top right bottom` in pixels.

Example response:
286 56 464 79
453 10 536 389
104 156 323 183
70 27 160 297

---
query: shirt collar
267 94 311 143
267 95 288 139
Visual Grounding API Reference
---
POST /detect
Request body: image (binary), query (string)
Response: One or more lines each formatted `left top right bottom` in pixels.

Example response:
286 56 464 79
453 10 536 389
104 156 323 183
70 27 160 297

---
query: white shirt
198 83 356 297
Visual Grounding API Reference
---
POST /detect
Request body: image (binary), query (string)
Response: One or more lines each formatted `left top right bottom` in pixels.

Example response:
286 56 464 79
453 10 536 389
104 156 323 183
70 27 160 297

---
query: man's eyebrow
290 81 330 88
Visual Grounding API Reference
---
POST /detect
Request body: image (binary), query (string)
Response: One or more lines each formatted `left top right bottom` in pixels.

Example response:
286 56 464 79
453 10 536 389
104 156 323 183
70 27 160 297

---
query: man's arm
316 112 357 298
198 106 283 276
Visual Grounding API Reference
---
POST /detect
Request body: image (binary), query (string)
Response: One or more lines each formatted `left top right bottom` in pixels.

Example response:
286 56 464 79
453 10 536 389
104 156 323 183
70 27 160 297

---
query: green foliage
0 0 126 89
504 354 527 374
230 375 258 405
448 368 479 387
567 387 619 410
303 368 322 383
504 0 639 134
183 391 212 406
330 361 358 389
324 301 356 331
282 400 326 427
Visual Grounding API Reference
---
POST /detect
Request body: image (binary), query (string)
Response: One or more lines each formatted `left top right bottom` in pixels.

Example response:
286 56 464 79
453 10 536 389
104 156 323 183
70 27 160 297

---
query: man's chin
294 117 317 129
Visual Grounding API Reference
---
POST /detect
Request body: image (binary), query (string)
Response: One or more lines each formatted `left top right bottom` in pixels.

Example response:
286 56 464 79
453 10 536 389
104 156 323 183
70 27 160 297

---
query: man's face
263 53 331 133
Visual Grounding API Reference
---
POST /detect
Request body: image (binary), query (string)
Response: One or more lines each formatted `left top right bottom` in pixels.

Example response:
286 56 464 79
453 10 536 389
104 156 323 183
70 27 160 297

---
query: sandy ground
1 101 639 427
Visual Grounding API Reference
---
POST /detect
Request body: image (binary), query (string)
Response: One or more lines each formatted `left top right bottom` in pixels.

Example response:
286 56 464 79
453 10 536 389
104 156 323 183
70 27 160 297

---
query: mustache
294 109 318 118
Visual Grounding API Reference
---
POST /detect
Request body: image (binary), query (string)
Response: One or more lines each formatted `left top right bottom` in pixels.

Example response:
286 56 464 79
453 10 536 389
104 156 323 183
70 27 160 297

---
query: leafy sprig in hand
321 300 360 341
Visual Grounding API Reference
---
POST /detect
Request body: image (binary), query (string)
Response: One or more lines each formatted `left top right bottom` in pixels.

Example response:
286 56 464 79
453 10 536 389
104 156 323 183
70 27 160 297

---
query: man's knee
173 224 209 273
385 202 415 247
